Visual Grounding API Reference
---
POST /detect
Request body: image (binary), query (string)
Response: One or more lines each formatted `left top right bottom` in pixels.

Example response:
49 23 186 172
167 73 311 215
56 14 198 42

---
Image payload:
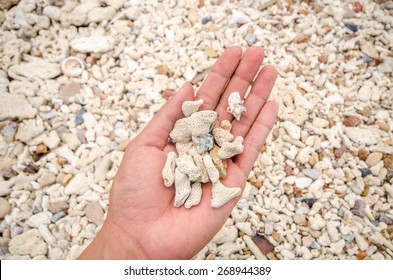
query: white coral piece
162 151 177 187
227 91 247 121
182 99 204 117
176 154 200 182
218 136 244 159
191 153 210 183
169 111 218 143
185 182 202 209
174 168 191 207
202 154 220 183
211 180 241 208
212 127 234 147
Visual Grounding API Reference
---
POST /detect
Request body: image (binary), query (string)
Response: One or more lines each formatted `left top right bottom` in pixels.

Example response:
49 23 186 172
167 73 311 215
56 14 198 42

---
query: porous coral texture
182 99 204 117
218 136 244 159
174 168 191 207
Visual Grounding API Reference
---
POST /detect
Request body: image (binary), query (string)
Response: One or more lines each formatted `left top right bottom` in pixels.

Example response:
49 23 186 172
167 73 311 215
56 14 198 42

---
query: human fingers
137 82 194 150
230 65 277 138
197 46 242 110
234 101 278 175
214 46 265 121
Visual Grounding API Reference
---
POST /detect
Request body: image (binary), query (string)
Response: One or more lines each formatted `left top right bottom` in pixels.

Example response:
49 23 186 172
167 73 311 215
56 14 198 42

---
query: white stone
371 252 385 260
386 184 393 199
213 225 238 244
358 85 372 102
375 110 389 120
309 214 326 231
71 35 113 53
301 246 313 260
280 249 295 259
243 235 267 260
312 117 329 128
354 232 368 251
345 127 380 145
43 6 62 21
329 239 345 255
228 10 251 27
295 177 313 189
0 197 11 219
87 7 116 23
317 232 331 247
267 212 280 222
235 222 253 236
9 229 48 257
8 60 61 80
283 121 301 140
326 221 340 242
296 147 313 164
64 173 89 195
83 112 98 130
15 119 45 143
0 93 37 121
27 212 51 228
44 131 61 149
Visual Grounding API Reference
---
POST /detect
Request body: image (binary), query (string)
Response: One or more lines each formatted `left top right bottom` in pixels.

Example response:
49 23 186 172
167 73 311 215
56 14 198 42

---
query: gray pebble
1 123 17 137
202 16 212 24
310 240 321 250
352 199 366 218
50 211 66 223
302 168 320 180
379 214 393 225
304 198 317 208
244 33 256 46
342 234 354 242
192 134 214 154
75 107 86 125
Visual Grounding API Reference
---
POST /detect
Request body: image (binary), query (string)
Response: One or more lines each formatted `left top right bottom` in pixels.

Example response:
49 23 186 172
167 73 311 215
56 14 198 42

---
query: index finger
196 46 242 111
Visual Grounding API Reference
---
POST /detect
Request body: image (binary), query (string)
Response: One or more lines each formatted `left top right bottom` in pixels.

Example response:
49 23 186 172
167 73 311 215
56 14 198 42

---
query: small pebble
379 214 393 225
304 198 316 208
251 234 275 255
334 144 347 158
384 155 393 168
359 168 371 177
310 241 321 250
366 152 383 167
75 107 86 125
201 16 212 24
244 33 257 46
302 169 320 180
344 23 358 33
1 123 17 137
352 199 366 218
50 211 66 223
343 116 361 127
295 177 313 189
0 197 11 219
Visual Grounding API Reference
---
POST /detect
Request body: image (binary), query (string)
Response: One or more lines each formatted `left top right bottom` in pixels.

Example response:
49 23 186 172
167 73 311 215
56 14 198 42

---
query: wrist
78 219 148 260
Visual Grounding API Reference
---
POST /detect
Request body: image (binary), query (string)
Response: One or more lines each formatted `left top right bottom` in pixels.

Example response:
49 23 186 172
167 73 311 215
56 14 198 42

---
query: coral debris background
0 0 392 259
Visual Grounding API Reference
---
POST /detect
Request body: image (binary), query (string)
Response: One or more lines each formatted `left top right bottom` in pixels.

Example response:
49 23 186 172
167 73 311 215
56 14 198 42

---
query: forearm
77 220 148 260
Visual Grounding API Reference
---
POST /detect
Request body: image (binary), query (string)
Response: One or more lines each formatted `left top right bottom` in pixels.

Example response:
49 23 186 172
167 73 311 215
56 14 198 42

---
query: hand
78 46 278 259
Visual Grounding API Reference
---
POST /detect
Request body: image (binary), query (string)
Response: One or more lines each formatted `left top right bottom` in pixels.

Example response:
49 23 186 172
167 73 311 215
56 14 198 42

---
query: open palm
79 46 278 259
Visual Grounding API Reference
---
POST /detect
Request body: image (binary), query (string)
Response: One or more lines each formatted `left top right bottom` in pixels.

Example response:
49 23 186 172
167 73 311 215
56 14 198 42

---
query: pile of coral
162 98 244 209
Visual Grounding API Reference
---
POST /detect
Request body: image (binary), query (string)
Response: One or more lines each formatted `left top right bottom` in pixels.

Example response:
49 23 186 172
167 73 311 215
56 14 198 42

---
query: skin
78 46 278 260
